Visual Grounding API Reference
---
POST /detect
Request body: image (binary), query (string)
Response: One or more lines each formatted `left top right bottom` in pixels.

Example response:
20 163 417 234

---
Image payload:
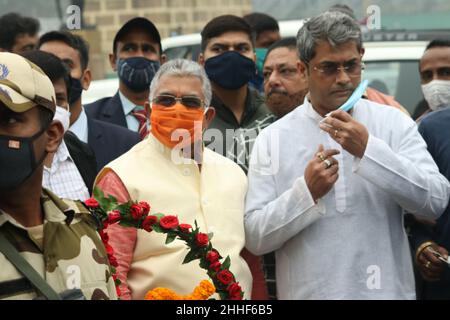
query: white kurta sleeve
353 114 450 219
244 130 326 256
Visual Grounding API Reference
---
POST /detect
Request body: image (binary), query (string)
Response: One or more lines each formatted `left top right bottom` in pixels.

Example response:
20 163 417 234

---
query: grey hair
149 59 212 107
296 11 362 64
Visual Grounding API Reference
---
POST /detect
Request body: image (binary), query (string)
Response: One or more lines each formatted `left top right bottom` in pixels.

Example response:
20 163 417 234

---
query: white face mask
421 80 450 111
54 105 71 133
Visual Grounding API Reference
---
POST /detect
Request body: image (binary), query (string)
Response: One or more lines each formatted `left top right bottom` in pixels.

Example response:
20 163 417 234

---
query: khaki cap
0 52 56 114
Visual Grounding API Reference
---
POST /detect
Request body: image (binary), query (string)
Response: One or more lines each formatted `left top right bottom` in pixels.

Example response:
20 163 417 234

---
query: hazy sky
251 0 450 29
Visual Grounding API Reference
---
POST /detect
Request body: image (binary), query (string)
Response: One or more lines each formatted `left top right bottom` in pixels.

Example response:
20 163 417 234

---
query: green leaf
105 195 118 212
199 257 209 270
152 224 164 233
207 232 214 241
218 291 228 300
165 233 177 245
222 256 231 270
93 187 105 201
182 249 198 264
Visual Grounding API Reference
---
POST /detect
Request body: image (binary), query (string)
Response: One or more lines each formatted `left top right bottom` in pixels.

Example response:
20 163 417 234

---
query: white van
161 19 305 61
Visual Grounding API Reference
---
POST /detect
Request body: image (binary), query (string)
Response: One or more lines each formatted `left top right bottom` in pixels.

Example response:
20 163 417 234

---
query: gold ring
426 261 431 268
317 153 326 161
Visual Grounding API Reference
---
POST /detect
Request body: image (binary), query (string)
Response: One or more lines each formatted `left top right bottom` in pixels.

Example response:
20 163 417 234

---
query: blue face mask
255 48 268 76
204 51 256 90
117 57 160 93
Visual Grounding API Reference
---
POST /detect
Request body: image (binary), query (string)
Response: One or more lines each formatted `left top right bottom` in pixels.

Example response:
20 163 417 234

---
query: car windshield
364 60 423 115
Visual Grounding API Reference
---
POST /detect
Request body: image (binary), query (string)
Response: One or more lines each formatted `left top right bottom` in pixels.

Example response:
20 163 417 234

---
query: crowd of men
0 5 450 300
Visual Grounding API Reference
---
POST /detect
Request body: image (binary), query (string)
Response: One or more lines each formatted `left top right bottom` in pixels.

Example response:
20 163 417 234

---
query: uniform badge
0 64 9 80
8 140 20 149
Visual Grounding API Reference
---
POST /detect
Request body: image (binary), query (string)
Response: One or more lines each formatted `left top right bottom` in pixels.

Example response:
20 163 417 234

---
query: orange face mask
150 103 206 149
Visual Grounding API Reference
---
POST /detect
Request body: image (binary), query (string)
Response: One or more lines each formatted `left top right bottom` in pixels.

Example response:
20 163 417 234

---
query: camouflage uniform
0 189 117 300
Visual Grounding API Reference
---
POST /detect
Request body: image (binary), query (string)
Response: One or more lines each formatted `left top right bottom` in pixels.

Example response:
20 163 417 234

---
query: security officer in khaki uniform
0 52 117 300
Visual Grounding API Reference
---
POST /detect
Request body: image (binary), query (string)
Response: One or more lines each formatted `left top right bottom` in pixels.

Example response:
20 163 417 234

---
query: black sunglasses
152 94 205 108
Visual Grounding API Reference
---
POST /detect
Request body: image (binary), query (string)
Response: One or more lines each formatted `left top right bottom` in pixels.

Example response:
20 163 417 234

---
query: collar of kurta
303 94 362 122
145 133 207 166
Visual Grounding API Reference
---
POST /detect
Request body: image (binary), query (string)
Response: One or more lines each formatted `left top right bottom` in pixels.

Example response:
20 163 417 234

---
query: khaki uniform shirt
0 189 117 300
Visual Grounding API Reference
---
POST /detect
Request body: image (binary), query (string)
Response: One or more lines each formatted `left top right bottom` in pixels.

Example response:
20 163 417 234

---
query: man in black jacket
22 50 97 199
84 17 166 139
38 31 140 171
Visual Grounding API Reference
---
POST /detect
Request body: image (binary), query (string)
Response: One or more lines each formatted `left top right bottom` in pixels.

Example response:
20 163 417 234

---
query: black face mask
69 77 83 105
204 51 256 90
117 57 160 93
0 127 47 191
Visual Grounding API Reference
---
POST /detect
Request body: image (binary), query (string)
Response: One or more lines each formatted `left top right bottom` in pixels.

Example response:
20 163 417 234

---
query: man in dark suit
64 130 97 194
37 30 140 171
410 40 450 299
22 49 98 198
84 17 166 138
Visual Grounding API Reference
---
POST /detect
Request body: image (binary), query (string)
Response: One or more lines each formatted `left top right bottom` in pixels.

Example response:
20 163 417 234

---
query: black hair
201 15 254 52
266 37 298 57
426 39 450 51
38 106 54 129
21 50 72 101
243 12 279 39
0 13 40 51
38 31 89 71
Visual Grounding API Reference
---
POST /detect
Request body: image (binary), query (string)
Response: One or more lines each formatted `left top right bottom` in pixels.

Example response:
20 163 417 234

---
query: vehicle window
164 44 201 61
364 60 423 115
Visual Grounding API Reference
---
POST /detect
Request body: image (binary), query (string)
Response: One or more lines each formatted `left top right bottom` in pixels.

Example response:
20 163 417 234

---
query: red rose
105 243 114 256
210 261 221 272
116 285 121 297
160 215 179 229
99 230 109 243
130 204 143 220
107 210 122 224
142 215 158 232
139 202 151 216
84 198 99 208
196 233 209 247
179 224 192 233
109 255 118 268
206 250 220 263
217 270 234 285
227 282 243 300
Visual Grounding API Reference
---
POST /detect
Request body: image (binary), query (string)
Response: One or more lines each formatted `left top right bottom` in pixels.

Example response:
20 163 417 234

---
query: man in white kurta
244 11 450 300
95 59 255 300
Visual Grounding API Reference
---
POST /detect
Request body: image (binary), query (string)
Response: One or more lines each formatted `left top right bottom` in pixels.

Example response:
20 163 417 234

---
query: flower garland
144 280 215 300
84 188 244 300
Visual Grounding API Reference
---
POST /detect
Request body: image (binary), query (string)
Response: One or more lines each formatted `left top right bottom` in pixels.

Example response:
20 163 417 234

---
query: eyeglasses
312 61 365 78
152 94 205 108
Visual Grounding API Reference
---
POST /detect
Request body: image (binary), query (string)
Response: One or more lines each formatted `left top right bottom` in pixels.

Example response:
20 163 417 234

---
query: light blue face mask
255 48 269 75
320 79 369 123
